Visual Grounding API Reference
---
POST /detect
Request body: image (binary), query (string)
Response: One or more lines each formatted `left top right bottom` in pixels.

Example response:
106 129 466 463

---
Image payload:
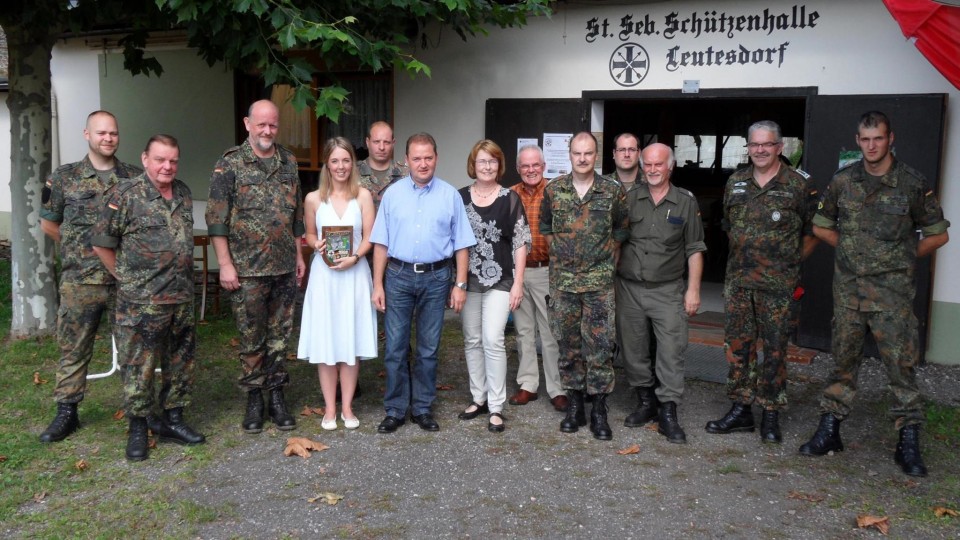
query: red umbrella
883 0 960 90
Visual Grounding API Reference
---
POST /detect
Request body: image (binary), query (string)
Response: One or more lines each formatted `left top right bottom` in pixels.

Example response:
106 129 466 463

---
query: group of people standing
37 103 949 478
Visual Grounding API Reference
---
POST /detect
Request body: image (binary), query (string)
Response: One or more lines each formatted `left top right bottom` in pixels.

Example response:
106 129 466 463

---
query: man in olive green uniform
705 120 818 444
359 121 408 211
206 100 306 434
799 111 949 477
540 132 629 441
92 134 204 461
38 110 141 443
617 143 705 444
604 132 642 192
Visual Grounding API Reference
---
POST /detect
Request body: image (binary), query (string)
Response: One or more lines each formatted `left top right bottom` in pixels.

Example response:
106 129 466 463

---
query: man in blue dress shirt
371 132 477 433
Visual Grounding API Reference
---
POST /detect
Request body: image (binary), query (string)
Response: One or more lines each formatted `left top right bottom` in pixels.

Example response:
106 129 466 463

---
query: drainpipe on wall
51 93 60 169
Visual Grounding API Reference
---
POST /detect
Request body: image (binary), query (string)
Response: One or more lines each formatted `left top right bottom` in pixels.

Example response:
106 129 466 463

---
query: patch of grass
716 463 742 475
926 402 960 444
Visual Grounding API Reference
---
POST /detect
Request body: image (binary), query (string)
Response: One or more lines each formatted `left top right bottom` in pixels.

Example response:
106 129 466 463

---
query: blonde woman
298 137 377 430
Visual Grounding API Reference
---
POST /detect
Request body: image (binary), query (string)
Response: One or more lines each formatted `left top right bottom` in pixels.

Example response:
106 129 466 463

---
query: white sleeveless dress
297 198 377 365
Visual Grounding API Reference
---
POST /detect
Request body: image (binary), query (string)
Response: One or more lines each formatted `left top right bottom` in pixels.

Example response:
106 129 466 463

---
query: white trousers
461 288 511 413
512 266 562 398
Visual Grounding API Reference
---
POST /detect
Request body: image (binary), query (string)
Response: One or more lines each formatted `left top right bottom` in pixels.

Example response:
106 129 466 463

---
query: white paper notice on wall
542 133 573 179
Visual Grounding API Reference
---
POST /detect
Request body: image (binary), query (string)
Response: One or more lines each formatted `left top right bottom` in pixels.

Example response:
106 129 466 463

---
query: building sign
587 6 820 84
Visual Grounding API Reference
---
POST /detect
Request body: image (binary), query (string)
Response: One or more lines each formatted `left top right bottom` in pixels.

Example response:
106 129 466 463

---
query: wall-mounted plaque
321 226 353 267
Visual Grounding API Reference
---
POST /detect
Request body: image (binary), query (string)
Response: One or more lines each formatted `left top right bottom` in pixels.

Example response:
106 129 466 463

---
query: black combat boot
39 402 80 443
798 413 844 456
148 408 206 445
705 402 755 434
590 393 613 441
760 410 782 444
624 386 659 427
126 416 149 462
560 390 587 433
657 401 687 444
894 424 928 477
268 388 296 430
242 389 264 434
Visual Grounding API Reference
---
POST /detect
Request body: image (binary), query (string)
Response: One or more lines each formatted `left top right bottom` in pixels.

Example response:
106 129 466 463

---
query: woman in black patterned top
456 139 532 432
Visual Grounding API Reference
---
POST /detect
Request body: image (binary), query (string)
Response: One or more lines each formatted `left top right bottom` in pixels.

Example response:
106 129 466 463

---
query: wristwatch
455 282 468 291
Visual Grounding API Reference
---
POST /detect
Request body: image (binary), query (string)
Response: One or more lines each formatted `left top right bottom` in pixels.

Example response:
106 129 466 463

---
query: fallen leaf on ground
74 459 89 472
933 506 958 518
33 492 46 503
0 456 7 462
901 479 920 489
787 491 824 503
300 406 325 417
283 437 330 458
644 422 659 432
33 372 48 385
932 433 948 442
436 384 454 391
617 444 640 455
148 438 157 449
856 515 889 535
229 338 240 347
377 370 386 378
308 492 344 505
112 409 125 420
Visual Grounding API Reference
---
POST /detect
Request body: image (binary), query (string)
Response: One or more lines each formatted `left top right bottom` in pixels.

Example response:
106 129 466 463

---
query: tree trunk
4 24 58 338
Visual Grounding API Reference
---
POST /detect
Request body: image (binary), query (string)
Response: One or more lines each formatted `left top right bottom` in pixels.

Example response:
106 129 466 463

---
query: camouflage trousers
54 282 114 403
548 288 615 395
115 299 195 417
723 286 791 410
616 278 687 404
230 273 296 390
819 306 923 429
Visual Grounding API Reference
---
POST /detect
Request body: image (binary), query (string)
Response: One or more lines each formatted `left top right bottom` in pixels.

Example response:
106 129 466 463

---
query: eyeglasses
519 163 543 171
475 159 499 168
615 147 639 154
745 142 781 150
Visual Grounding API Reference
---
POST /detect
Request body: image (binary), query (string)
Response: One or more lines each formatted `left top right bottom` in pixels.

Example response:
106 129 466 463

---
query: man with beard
38 110 142 443
799 111 949 477
206 100 306 434
617 143 705 444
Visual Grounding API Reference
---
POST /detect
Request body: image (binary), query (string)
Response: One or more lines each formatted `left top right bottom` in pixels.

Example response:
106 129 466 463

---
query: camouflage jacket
813 159 949 311
40 156 142 284
723 164 817 292
619 183 706 283
91 174 194 305
359 158 408 212
205 140 305 277
540 173 629 293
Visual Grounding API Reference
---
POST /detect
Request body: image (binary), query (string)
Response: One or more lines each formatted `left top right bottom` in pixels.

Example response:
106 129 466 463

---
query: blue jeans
383 262 451 418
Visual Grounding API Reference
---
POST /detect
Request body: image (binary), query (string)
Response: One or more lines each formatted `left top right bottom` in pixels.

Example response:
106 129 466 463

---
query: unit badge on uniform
771 211 782 222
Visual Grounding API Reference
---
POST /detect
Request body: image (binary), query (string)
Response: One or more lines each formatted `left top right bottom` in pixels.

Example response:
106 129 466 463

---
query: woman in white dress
298 137 377 430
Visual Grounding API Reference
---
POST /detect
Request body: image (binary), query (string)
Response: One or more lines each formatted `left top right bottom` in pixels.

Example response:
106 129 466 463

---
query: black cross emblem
609 43 649 87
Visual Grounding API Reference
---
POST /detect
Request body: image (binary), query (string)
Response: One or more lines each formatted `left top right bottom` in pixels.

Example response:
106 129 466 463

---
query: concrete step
688 312 817 365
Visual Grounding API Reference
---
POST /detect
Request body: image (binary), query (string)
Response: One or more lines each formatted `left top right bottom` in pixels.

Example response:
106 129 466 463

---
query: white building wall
395 0 959 306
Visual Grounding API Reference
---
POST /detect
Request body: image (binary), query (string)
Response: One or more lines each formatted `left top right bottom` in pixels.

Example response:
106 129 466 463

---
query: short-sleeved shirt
723 164 817 292
539 173 629 293
510 180 549 263
91 174 194 305
459 186 532 293
370 176 476 263
619 183 706 283
204 140 305 277
359 158 408 212
40 156 141 284
813 158 949 312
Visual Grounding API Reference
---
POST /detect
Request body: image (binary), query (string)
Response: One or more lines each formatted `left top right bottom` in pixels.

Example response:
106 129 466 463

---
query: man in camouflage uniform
359 121 408 211
705 120 818 444
38 110 141 443
617 143 705 444
605 132 642 192
540 132 628 440
799 111 949 477
92 134 204 461
206 100 306 434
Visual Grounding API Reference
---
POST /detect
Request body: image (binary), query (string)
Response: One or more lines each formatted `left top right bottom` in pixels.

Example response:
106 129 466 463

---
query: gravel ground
159 338 959 539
